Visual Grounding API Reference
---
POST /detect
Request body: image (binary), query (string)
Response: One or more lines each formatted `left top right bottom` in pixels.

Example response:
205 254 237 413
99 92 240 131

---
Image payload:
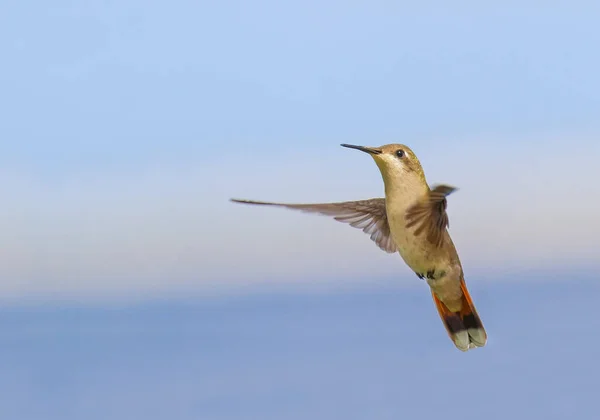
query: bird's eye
395 149 405 158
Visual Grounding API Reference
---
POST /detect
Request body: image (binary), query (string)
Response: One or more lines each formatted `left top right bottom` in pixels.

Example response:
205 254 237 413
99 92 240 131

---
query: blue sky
1 1 600 419
1 0 599 301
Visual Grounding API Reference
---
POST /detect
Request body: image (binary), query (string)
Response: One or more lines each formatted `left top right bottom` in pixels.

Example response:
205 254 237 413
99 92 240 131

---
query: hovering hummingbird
231 144 486 352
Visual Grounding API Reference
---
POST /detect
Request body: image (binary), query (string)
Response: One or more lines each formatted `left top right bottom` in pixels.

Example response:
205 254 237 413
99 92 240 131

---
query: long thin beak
340 144 382 155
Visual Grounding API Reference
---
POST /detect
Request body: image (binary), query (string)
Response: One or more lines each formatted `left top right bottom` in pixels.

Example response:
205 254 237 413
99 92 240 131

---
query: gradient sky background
0 1 599 419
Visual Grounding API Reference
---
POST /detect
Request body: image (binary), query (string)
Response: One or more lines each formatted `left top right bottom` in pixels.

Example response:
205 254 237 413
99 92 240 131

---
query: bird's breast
387 208 445 274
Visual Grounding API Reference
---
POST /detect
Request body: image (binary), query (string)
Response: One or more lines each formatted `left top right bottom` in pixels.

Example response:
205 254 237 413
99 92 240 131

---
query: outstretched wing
405 184 457 248
231 198 397 253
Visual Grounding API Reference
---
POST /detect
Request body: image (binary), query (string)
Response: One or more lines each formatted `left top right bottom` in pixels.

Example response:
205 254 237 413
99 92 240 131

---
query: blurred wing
231 198 396 253
405 184 458 248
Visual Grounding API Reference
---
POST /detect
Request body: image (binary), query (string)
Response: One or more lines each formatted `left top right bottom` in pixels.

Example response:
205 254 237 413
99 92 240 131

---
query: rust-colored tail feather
432 279 487 352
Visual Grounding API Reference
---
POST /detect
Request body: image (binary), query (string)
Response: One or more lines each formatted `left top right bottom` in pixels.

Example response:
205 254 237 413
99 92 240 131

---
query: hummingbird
231 144 487 352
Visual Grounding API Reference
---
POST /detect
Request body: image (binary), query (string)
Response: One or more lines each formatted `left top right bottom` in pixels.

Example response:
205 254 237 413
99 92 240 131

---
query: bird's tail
432 278 487 352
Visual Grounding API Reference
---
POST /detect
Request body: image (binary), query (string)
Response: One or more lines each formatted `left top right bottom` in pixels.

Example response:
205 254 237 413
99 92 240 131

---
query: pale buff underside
385 187 464 312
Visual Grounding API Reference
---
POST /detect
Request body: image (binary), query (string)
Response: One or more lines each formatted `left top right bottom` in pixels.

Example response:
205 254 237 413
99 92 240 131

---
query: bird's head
340 143 427 189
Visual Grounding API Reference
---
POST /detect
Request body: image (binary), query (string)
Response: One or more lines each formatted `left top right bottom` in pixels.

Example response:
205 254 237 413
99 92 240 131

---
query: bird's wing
404 184 457 248
231 198 397 253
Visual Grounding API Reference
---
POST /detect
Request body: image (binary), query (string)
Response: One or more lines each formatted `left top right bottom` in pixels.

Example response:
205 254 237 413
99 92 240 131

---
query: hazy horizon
2 278 599 419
